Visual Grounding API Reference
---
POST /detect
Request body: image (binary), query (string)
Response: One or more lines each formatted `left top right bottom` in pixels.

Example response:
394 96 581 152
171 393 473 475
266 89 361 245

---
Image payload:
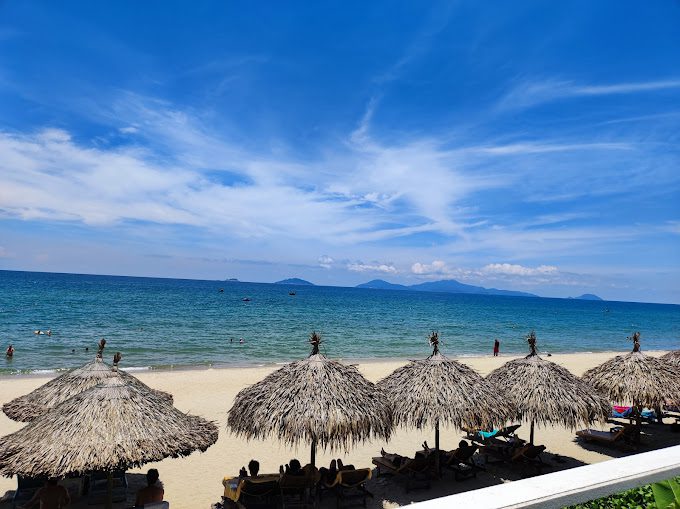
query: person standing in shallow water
493 339 500 357
5 344 14 358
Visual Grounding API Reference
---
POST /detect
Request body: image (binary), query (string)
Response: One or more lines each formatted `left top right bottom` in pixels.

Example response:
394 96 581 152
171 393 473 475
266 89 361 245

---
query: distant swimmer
71 349 75 354
47 329 51 336
219 288 224 293
230 338 233 343
239 338 245 344
5 344 14 357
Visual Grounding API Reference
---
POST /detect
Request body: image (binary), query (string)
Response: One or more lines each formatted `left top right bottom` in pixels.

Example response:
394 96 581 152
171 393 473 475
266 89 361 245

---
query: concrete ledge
411 445 680 508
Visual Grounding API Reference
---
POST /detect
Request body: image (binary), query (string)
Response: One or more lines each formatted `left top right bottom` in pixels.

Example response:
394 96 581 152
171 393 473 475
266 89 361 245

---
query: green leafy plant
651 478 680 509
565 476 680 509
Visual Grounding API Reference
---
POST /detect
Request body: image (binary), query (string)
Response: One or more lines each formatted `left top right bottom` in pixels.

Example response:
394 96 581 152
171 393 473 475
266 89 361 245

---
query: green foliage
651 478 680 509
565 477 680 509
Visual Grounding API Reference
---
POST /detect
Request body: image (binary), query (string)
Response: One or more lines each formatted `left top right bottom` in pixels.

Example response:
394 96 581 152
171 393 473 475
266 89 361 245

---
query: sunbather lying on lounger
380 448 407 467
318 458 355 484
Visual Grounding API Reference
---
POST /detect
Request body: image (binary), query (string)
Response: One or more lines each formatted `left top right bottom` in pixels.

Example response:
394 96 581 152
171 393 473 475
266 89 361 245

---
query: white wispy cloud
481 263 558 277
411 260 457 276
318 255 334 268
499 78 680 111
347 261 397 274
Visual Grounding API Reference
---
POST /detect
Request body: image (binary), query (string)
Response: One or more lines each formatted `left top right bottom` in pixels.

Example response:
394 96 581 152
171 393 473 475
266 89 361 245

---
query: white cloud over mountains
481 263 558 276
347 261 397 274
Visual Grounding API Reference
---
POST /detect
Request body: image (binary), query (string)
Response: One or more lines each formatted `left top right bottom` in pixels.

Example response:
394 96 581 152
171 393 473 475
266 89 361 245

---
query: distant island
274 278 315 286
356 280 409 291
571 293 603 301
356 279 537 297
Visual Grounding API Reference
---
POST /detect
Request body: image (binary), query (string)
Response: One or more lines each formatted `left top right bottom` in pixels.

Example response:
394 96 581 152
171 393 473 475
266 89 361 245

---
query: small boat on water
289 291 296 296
242 297 251 302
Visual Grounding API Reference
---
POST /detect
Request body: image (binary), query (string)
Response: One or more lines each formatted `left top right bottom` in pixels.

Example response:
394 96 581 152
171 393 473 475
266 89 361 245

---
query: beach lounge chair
576 424 638 448
371 454 435 492
238 479 280 509
322 468 373 508
279 467 318 509
444 444 481 480
512 444 547 470
482 443 546 471
87 470 127 505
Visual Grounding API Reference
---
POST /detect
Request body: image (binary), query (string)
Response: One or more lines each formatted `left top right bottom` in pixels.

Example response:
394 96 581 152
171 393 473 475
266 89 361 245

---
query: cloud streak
499 78 680 111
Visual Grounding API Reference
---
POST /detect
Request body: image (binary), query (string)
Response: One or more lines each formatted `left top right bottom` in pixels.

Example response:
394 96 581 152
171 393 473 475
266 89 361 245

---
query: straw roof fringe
660 350 680 367
227 352 391 451
2 358 173 422
582 350 680 407
487 355 610 429
378 338 517 430
0 377 217 478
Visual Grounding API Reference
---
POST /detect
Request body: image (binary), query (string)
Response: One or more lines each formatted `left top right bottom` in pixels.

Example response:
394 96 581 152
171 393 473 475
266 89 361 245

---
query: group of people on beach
18 469 164 508
235 457 356 484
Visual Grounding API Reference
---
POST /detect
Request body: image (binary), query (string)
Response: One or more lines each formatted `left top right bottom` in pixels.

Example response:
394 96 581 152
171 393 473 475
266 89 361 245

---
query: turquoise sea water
0 270 679 374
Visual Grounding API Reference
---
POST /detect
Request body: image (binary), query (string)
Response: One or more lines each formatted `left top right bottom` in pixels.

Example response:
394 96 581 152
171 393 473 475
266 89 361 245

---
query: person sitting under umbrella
135 468 164 507
20 477 70 509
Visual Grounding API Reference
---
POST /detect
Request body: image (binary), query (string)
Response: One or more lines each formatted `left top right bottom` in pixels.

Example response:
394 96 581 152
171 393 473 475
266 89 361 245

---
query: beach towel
641 409 656 419
611 406 633 418
478 429 499 439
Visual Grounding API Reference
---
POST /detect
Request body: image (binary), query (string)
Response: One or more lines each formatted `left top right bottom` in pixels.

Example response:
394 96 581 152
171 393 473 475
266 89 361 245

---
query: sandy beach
0 351 675 508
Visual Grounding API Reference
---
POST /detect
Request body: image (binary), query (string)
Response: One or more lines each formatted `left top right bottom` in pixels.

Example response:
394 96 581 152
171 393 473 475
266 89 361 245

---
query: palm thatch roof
378 332 517 431
0 377 217 478
227 332 391 454
660 350 680 367
486 332 610 432
582 336 680 408
2 357 173 422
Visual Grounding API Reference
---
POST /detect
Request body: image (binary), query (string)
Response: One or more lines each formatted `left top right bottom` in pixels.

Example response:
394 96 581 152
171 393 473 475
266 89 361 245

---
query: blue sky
0 1 679 303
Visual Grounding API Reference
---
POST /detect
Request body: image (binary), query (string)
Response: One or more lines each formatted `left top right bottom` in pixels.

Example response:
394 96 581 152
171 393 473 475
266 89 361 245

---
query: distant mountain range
274 278 314 286
355 279 537 297
271 277 603 300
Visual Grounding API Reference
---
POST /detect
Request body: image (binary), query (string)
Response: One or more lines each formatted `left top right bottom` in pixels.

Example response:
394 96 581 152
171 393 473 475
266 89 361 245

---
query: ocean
0 270 678 374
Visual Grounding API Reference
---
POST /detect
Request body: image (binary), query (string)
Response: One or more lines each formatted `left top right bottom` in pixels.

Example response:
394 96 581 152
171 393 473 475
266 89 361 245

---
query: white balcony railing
411 444 680 509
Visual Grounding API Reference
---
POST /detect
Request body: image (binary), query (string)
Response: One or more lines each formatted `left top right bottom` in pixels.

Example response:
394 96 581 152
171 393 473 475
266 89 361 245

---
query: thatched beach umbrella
227 332 391 466
582 333 680 428
487 331 610 445
2 356 172 422
0 377 217 509
378 332 518 468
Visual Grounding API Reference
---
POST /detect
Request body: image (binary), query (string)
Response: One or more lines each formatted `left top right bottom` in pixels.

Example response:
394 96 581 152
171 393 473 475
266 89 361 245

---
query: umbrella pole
310 438 317 467
435 419 441 477
529 420 535 445
105 471 113 509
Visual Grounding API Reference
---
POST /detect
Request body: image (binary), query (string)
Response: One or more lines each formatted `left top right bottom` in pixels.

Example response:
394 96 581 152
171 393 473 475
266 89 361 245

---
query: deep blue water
0 270 678 374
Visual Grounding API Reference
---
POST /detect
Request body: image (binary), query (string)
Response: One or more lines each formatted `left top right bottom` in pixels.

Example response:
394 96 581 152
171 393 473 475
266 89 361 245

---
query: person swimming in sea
239 338 244 344
6 344 14 358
